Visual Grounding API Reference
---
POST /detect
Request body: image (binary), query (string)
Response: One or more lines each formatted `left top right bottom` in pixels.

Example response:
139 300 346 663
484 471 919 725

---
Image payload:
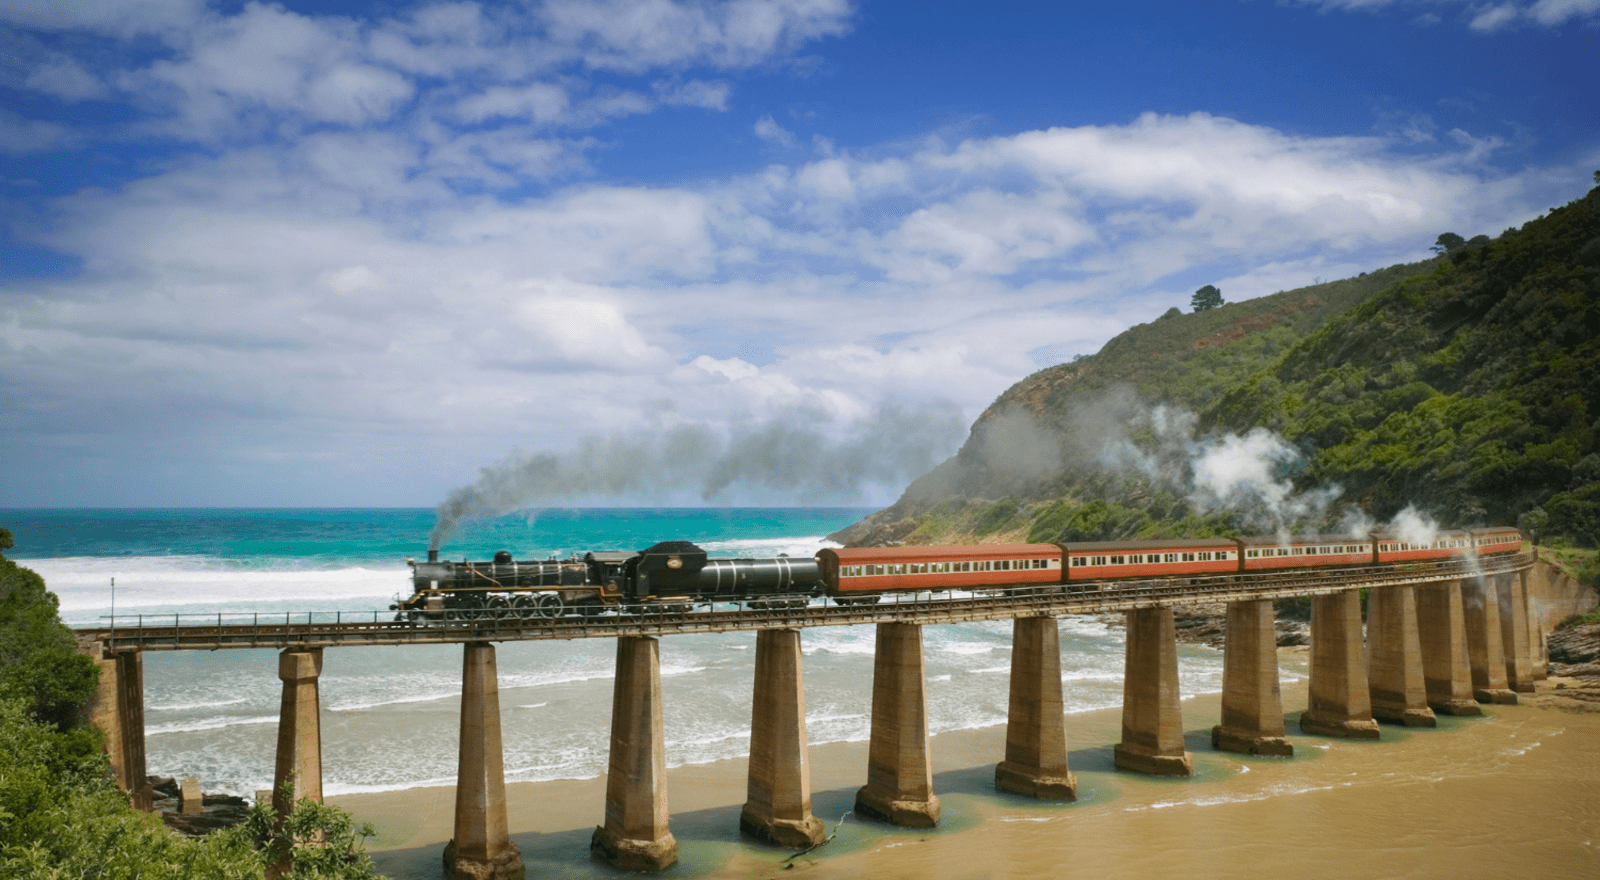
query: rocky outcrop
150 776 252 836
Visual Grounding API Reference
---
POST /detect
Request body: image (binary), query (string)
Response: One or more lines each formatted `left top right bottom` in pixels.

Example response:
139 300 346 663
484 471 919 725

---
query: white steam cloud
430 401 967 550
1077 387 1444 539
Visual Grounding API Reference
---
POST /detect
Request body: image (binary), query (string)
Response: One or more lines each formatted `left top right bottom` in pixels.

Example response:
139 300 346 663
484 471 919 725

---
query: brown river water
342 668 1599 880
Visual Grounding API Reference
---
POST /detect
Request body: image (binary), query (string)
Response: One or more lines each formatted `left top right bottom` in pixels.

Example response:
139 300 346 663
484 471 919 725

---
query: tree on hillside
1432 232 1466 253
1191 285 1223 312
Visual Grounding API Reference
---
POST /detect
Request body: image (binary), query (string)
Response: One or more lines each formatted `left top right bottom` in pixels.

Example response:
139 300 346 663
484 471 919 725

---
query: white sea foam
147 715 279 736
36 555 405 624
697 535 838 557
147 697 249 712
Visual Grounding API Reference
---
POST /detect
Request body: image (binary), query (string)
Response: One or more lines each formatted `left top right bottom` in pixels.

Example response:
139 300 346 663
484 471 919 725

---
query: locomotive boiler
396 541 823 620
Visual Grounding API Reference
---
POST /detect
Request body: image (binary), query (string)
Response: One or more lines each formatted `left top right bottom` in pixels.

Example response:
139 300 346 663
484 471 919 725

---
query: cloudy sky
2 0 1597 509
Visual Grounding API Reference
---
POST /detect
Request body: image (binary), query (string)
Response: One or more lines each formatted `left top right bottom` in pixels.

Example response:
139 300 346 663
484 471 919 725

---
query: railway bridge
76 553 1542 878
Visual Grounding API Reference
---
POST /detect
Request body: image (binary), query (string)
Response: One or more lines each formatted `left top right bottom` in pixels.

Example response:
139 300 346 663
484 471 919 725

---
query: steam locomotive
394 527 1524 621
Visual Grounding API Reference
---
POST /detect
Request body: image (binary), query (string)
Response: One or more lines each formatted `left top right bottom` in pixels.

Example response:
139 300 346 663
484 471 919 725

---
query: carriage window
1164 553 1178 563
1110 555 1125 565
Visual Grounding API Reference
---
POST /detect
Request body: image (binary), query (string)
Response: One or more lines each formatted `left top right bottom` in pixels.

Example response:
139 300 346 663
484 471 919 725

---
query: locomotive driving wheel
485 594 512 621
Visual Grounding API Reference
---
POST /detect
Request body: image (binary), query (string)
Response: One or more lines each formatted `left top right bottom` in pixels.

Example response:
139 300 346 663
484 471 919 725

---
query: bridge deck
77 554 1532 653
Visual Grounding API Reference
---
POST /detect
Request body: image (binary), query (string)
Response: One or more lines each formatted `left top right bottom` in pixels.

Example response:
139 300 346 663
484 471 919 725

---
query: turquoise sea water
0 508 1232 799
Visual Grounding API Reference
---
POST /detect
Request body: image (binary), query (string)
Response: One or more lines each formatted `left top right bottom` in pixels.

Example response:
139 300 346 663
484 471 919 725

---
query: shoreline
329 657 1598 880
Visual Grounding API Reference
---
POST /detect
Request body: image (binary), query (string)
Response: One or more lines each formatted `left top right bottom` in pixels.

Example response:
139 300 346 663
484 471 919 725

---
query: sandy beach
332 654 1600 880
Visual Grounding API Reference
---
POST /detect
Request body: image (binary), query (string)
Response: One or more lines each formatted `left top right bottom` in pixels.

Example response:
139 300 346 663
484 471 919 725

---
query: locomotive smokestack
429 549 438 563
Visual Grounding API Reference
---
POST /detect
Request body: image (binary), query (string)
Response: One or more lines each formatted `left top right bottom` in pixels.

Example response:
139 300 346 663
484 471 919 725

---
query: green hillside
834 179 1600 550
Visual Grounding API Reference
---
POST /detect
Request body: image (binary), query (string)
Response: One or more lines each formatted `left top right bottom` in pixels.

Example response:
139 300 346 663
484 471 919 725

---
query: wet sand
335 663 1600 880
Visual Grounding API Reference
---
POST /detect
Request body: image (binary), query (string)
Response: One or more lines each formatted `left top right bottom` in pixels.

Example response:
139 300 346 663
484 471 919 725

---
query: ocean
1 507 1231 799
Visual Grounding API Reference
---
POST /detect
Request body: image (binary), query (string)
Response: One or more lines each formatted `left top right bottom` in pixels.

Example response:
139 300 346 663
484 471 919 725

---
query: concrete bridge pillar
89 648 153 811
592 636 677 872
273 648 324 815
1212 599 1293 756
855 622 940 827
1366 586 1437 727
1414 581 1482 716
1497 573 1535 693
1522 570 1548 681
995 616 1078 798
446 642 522 880
1463 576 1517 705
1300 592 1380 739
1114 607 1193 776
741 629 825 848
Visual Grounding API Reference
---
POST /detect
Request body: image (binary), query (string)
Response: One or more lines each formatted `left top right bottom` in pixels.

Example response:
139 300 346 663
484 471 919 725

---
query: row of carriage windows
838 534 1517 578
1246 544 1369 558
839 558 1057 578
1068 551 1235 567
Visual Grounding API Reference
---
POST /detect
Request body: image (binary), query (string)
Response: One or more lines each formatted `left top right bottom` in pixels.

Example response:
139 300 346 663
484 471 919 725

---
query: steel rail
78 553 1533 654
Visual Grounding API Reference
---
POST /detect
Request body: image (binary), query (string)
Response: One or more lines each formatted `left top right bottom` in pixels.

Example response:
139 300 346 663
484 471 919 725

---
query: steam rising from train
429 402 966 550
951 385 1451 541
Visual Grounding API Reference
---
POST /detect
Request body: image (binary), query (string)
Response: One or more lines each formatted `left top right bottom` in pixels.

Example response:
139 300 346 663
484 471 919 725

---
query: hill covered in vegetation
834 179 1600 551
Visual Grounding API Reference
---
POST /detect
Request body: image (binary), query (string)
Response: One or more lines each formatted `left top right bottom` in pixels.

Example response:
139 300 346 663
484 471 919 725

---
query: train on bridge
394 527 1524 622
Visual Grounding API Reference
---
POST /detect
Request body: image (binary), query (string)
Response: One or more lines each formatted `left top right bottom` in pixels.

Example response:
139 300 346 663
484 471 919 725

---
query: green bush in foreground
0 529 382 879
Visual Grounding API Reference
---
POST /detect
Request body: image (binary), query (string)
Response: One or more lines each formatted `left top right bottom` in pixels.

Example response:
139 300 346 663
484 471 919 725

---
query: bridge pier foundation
1301 592 1380 739
592 636 677 872
273 648 324 815
1415 581 1482 716
1212 600 1293 756
995 616 1078 798
855 622 940 826
1463 577 1518 705
1367 586 1436 727
446 642 522 880
1497 573 1535 693
741 629 825 848
90 648 153 811
1114 607 1193 776
1522 570 1548 681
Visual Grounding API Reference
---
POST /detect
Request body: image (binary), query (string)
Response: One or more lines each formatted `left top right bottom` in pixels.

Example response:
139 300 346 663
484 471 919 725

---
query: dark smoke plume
429 401 967 550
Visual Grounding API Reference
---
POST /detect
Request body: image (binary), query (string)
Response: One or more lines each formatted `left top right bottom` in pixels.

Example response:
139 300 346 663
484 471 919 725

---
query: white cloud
1299 0 1600 29
1529 0 1600 24
754 113 798 147
23 54 110 101
0 108 79 153
1469 3 1522 30
0 0 207 38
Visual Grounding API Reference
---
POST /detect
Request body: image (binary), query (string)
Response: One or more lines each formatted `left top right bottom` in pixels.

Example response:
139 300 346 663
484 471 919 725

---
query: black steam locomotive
395 541 821 621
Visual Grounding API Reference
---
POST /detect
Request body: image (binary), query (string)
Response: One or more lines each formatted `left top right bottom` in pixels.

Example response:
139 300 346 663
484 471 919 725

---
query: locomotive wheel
534 592 563 619
485 595 512 621
454 596 487 621
511 595 538 620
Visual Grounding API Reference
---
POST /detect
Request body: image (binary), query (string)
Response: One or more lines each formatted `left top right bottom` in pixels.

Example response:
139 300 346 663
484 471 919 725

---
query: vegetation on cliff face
835 180 1600 551
0 528 381 879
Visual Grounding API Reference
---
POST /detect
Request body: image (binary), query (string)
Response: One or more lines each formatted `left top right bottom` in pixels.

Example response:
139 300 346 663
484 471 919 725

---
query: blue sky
2 0 1597 509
